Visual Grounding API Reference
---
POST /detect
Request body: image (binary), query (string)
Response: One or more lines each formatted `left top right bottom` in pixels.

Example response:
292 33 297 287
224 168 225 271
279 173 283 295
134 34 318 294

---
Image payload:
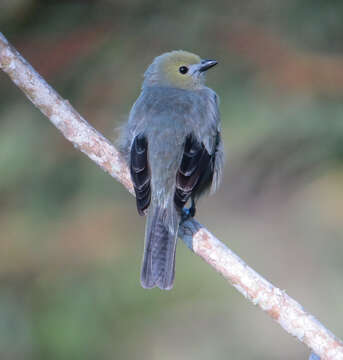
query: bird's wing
174 133 218 210
130 133 151 215
200 90 224 194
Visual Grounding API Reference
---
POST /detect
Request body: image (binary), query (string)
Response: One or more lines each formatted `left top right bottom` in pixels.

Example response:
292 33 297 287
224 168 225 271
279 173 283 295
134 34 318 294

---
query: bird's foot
181 200 196 222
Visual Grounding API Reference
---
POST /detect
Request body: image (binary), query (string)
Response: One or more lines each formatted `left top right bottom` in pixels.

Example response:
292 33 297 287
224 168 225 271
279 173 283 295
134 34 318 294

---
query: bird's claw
181 200 196 222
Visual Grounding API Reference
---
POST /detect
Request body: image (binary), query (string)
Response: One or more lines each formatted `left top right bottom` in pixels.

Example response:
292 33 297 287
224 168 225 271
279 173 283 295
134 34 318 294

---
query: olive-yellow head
143 50 217 90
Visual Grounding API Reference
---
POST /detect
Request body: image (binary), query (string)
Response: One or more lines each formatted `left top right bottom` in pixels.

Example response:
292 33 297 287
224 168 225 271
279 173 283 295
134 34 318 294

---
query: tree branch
1 32 342 360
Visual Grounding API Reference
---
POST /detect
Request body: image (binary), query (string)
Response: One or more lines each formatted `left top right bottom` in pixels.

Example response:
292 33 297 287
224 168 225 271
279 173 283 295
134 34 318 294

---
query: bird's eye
179 66 188 74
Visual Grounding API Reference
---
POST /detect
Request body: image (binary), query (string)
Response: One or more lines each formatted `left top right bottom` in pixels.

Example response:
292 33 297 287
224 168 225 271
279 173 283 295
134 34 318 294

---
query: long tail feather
141 207 178 290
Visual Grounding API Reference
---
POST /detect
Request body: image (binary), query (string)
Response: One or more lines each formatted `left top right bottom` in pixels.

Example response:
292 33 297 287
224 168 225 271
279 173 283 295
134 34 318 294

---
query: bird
118 50 224 290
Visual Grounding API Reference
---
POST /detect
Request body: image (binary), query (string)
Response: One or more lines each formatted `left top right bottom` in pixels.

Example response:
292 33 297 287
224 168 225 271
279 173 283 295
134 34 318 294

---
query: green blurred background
1 1 343 359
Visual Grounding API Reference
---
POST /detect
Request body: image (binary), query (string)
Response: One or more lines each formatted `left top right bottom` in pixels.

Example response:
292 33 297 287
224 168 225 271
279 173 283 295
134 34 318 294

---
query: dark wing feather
130 134 151 215
174 134 216 210
193 131 221 197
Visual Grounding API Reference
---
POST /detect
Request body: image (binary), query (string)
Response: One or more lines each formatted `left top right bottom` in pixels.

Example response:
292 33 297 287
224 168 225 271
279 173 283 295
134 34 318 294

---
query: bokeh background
1 1 343 359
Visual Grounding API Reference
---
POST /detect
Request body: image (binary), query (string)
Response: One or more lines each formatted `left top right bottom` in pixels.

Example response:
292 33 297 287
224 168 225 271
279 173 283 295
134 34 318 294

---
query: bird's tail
141 206 178 290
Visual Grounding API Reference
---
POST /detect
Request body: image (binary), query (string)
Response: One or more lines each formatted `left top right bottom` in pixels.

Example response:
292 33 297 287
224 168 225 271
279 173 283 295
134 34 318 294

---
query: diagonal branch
1 32 342 360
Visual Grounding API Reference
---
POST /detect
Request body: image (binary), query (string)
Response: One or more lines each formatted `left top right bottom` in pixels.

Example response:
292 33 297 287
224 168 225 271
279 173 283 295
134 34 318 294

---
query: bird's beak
199 59 218 72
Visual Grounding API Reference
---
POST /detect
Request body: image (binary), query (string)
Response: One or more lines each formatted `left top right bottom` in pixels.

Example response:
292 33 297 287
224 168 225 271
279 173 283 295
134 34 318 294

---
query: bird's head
143 50 217 90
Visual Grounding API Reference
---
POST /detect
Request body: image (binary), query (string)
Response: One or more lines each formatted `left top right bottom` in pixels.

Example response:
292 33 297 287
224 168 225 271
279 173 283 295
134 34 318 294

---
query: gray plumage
118 50 224 290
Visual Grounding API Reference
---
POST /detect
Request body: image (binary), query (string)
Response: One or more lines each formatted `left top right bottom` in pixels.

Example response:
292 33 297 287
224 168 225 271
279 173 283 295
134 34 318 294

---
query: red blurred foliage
14 24 111 79
227 25 343 96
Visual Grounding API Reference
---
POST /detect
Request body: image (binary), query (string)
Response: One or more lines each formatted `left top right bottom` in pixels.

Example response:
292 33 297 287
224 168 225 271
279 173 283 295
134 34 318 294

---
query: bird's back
129 86 219 209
